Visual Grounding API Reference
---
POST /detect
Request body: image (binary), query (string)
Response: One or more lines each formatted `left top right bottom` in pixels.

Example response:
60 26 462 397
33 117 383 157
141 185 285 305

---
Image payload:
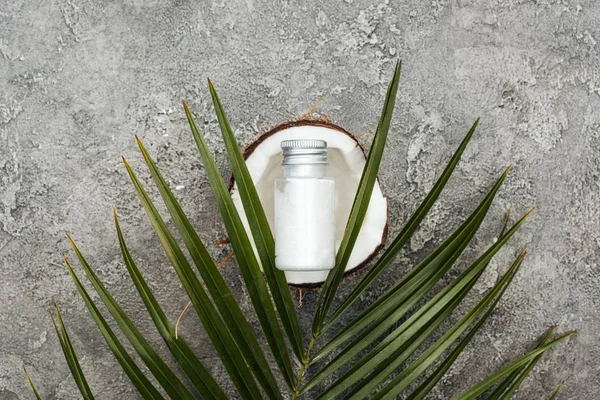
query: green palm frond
37 61 573 399
67 235 197 400
307 212 531 399
454 330 574 400
64 258 165 399
134 138 284 398
113 208 228 399
48 301 95 400
183 101 296 390
484 324 557 400
323 116 480 332
309 166 510 370
123 157 265 399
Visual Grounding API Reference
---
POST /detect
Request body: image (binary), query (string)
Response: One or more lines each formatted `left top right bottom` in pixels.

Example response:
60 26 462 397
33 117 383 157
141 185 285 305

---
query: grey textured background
1 0 598 399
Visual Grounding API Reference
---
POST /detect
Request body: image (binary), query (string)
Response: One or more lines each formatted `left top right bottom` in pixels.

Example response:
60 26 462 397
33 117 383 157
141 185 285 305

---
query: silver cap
281 139 328 165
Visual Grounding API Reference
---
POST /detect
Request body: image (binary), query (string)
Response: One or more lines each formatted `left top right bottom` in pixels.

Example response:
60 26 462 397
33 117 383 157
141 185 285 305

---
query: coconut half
230 119 388 287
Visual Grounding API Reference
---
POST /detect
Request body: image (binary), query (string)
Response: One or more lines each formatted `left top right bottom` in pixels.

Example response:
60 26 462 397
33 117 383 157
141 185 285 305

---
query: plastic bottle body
274 165 336 272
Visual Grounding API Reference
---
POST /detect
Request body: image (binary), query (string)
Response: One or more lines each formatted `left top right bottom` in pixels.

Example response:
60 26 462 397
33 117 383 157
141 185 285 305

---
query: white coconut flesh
230 122 388 286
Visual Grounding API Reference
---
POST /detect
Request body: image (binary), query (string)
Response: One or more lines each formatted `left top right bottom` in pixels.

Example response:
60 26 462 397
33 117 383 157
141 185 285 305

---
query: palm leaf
311 166 510 366
496 348 550 400
325 118 480 331
403 209 515 400
208 79 305 362
64 258 165 400
308 210 531 398
41 61 573 400
453 330 575 400
369 248 527 399
303 169 509 393
67 235 196 400
485 324 557 400
312 60 402 337
183 101 296 389
404 294 498 400
113 208 227 399
123 158 264 399
135 138 283 399
49 302 95 399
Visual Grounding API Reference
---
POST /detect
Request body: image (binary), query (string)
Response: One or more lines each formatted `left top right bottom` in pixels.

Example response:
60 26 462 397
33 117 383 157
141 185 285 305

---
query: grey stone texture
1 0 598 398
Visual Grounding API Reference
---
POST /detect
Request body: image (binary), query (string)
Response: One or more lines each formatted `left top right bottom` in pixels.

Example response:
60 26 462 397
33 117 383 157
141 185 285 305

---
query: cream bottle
274 139 336 271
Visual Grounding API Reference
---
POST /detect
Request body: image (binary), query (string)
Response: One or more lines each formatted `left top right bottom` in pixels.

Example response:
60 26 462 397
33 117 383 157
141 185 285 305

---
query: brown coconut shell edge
228 118 389 289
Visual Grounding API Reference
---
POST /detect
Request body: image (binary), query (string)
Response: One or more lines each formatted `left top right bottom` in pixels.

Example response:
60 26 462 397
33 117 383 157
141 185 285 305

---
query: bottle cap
281 139 327 165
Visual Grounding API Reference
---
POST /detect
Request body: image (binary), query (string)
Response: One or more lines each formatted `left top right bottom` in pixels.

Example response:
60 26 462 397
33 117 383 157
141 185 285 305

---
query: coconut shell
229 118 389 289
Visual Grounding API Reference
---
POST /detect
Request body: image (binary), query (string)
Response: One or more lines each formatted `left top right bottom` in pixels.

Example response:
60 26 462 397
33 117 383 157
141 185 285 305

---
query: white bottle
274 139 336 271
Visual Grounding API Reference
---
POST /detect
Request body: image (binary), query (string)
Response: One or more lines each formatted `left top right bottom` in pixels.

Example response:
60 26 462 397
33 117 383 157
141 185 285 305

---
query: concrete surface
1 0 598 398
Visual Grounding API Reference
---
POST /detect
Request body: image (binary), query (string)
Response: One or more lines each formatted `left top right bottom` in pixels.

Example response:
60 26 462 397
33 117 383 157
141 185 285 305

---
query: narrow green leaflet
183 101 295 388
67 236 196 400
63 258 165 400
123 159 263 399
549 381 566 400
136 138 283 399
310 211 531 398
498 344 552 400
24 369 43 400
113 209 227 400
485 325 557 400
370 249 527 400
50 302 95 400
312 60 402 337
453 331 575 400
325 118 480 330
310 167 510 371
208 80 304 362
